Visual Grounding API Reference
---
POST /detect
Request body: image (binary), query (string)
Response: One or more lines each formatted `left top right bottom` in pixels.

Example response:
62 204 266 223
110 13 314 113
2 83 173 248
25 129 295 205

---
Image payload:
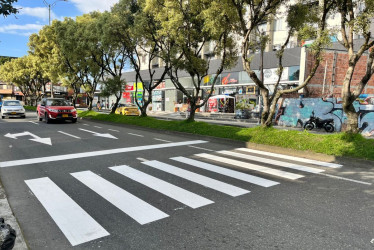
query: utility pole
42 0 68 98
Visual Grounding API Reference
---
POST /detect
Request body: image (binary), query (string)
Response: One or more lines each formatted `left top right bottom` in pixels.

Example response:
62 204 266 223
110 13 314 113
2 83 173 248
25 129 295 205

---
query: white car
1 100 26 119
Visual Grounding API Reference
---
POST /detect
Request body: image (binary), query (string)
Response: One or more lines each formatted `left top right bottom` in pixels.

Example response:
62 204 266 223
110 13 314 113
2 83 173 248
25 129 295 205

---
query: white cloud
70 0 119 13
0 24 44 36
16 6 59 22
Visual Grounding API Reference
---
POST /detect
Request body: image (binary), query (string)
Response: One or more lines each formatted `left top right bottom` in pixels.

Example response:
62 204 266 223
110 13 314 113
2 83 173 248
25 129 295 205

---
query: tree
88 11 128 114
228 0 334 127
0 56 47 105
28 24 63 97
335 0 374 133
110 0 172 117
55 16 105 110
145 0 237 121
0 0 18 17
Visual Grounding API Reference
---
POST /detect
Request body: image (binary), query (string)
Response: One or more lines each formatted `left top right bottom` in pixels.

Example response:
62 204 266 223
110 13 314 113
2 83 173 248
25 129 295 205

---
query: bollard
0 218 16 250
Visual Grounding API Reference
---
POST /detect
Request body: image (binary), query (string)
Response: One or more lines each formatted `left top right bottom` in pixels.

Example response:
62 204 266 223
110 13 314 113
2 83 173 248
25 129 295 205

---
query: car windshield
3 101 21 106
124 104 137 107
47 99 70 106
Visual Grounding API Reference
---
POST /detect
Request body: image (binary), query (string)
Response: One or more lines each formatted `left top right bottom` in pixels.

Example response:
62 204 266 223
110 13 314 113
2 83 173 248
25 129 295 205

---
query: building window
273 19 283 31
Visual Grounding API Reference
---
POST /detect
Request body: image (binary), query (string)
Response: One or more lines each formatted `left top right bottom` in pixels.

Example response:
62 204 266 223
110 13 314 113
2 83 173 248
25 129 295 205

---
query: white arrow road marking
78 128 117 139
58 131 81 139
4 132 52 145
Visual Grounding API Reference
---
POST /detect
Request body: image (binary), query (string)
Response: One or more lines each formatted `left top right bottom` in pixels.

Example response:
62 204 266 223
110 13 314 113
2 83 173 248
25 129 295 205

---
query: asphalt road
1 111 374 249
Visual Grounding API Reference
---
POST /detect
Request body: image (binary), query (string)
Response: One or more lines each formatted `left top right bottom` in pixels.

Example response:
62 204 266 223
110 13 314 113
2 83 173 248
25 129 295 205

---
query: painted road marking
4 131 52 146
195 153 303 180
110 166 214 209
83 124 89 126
94 126 102 129
154 138 172 143
108 129 119 132
25 177 109 246
0 140 207 168
316 173 372 186
28 121 39 125
171 157 279 187
143 161 250 197
236 148 342 168
58 131 81 139
71 171 168 225
218 150 324 174
137 158 149 162
188 146 214 152
128 133 144 137
78 128 118 139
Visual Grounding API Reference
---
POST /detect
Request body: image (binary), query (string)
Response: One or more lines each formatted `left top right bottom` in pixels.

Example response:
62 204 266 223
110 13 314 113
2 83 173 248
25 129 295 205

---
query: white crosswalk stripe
142 160 250 197
236 148 342 168
110 165 214 209
71 170 169 225
171 157 279 187
25 177 109 246
196 153 304 180
217 150 324 174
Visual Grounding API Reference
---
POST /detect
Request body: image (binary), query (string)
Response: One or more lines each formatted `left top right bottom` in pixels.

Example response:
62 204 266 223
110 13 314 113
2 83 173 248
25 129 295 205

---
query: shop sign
221 72 239 85
245 86 256 94
222 87 236 94
134 82 143 90
263 68 288 84
155 82 166 89
208 98 217 109
123 92 130 98
125 85 133 91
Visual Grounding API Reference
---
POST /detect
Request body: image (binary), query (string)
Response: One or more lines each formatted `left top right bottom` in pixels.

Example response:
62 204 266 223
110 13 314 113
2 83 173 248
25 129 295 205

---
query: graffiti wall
275 95 374 136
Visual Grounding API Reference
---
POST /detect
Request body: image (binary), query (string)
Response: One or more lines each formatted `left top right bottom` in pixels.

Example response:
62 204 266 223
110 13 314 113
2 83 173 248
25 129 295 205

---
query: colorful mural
275 96 374 136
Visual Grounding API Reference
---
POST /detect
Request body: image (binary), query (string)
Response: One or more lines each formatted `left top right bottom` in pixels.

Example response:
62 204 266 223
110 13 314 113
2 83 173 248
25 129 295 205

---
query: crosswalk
25 147 342 246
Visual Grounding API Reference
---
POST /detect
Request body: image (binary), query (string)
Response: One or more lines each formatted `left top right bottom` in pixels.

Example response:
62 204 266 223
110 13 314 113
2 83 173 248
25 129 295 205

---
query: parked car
1 100 26 119
37 98 77 123
115 103 140 116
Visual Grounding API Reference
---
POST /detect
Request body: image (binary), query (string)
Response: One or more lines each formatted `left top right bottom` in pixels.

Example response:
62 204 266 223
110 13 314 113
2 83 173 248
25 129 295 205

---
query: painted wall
275 96 374 136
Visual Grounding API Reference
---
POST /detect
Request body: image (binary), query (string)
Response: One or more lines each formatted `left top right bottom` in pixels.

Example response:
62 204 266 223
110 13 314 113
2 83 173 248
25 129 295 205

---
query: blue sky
0 0 119 57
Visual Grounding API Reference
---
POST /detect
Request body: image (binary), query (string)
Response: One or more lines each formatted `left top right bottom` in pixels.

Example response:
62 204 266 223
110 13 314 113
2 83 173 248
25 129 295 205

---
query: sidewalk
0 180 28 249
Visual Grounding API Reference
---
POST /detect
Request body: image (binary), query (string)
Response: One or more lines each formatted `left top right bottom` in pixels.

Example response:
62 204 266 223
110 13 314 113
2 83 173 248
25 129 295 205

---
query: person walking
96 100 101 111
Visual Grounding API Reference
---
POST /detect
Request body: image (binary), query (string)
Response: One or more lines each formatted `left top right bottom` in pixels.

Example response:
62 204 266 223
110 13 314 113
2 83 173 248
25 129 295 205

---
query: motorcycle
303 111 335 132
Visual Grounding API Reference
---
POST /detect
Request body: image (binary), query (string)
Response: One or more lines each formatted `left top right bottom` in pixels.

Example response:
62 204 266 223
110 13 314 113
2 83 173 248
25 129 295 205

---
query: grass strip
78 110 374 161
24 105 37 111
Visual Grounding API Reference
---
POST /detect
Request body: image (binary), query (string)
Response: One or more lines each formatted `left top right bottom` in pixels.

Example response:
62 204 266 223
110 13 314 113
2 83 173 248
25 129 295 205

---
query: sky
0 0 119 57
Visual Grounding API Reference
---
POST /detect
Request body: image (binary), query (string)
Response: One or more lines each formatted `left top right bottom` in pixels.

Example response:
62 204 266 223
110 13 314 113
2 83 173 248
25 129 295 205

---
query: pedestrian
96 100 101 111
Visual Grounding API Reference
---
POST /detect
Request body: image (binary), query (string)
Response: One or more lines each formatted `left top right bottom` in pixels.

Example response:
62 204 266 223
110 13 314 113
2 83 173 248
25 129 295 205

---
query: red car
37 98 77 123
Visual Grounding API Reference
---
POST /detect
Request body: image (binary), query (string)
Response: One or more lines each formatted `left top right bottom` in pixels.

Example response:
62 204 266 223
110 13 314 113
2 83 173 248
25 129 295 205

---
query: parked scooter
304 111 335 132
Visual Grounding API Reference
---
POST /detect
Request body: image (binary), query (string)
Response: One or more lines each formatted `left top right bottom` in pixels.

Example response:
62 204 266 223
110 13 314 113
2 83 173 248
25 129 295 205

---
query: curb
0 180 28 250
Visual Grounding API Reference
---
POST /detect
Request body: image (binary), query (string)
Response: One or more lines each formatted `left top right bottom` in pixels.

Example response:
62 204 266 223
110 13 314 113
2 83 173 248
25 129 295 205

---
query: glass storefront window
288 66 300 81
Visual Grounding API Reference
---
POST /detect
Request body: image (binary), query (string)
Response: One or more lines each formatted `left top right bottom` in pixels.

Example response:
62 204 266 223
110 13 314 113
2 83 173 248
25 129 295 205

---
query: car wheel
72 118 77 123
45 113 50 124
22 115 26 118
1 116 4 119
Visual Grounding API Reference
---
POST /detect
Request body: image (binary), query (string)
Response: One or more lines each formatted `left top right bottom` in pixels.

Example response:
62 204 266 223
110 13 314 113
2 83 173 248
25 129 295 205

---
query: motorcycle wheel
304 122 314 130
324 123 334 133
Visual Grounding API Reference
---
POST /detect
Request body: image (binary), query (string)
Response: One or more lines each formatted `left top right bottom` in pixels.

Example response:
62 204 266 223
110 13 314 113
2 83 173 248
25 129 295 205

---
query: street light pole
42 0 68 98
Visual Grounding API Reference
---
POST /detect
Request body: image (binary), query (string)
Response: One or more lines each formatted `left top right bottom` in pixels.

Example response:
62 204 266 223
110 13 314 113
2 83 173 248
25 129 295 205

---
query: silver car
1 100 26 119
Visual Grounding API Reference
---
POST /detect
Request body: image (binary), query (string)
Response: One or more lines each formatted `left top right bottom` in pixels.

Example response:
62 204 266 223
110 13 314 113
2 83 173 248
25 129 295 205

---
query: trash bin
0 218 16 250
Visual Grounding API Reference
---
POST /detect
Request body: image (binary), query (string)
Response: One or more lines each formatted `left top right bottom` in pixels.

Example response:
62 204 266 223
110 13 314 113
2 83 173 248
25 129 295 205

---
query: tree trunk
87 96 94 111
111 95 121 114
187 101 197 122
343 99 359 133
260 89 271 127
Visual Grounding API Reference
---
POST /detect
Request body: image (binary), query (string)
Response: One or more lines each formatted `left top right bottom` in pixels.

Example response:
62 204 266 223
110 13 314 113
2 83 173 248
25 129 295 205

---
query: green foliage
0 0 18 17
100 76 125 98
78 111 374 161
24 105 37 111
